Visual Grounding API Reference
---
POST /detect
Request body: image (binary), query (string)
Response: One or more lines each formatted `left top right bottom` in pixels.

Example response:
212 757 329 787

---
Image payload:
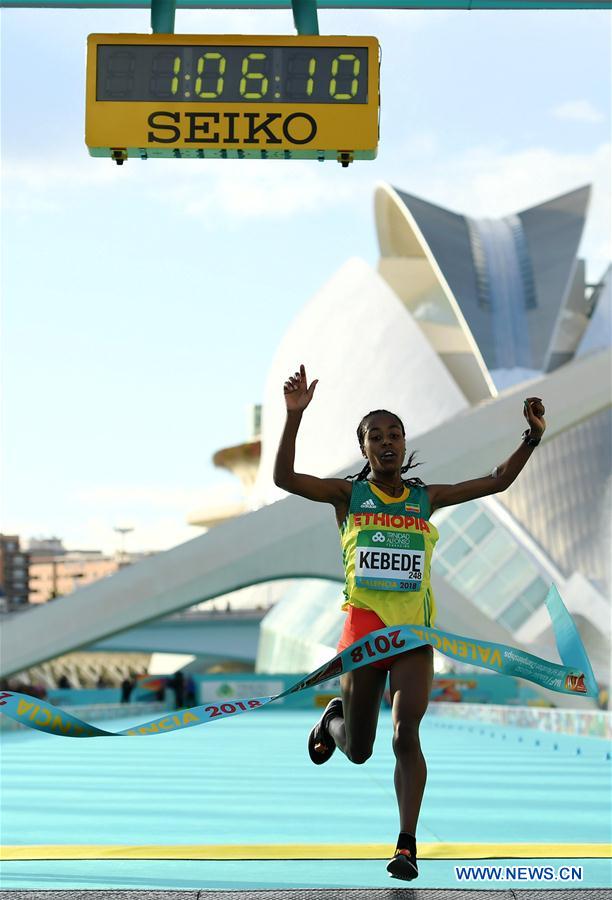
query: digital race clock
85 34 380 165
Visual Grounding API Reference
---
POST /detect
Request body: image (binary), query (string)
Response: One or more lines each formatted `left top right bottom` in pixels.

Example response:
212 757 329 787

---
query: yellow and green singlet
339 479 439 627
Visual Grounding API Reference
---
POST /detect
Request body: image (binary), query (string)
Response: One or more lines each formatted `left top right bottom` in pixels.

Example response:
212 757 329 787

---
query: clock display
86 34 380 164
97 44 369 104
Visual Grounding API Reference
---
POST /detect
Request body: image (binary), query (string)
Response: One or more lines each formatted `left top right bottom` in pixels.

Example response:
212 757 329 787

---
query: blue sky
1 7 610 555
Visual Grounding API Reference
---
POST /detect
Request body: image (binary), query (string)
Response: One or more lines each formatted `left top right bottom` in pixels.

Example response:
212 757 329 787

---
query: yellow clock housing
86 33 380 165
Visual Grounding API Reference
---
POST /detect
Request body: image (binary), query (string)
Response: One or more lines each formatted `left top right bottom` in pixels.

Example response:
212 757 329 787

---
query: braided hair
345 409 425 486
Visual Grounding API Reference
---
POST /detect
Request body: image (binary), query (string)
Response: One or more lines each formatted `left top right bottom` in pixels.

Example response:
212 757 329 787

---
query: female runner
273 364 546 881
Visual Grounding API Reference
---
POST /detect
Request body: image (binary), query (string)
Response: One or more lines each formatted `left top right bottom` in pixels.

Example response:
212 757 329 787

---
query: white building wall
252 257 469 507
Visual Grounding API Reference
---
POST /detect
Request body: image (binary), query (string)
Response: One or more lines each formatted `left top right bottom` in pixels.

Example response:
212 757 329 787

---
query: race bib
354 530 425 592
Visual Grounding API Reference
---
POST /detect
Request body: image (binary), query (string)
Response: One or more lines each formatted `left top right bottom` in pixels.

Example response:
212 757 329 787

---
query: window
479 562 523 611
520 577 549 612
499 598 532 631
448 504 477 528
477 530 515 569
491 554 536 597
442 536 471 567
472 580 517 618
435 518 456 546
449 553 493 594
465 513 494 545
432 556 449 575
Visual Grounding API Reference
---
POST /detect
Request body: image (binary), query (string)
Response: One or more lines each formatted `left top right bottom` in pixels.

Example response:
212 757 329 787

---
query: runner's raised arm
273 364 351 509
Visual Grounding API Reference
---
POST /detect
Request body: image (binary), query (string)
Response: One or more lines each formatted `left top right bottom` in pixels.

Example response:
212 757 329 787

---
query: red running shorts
336 605 397 672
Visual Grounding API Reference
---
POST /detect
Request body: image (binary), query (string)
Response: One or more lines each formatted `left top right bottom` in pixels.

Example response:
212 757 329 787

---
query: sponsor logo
564 673 587 693
147 110 318 146
371 532 386 543
360 499 377 509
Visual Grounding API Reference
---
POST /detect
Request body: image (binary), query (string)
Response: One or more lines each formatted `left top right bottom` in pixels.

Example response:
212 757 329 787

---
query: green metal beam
0 0 609 8
151 0 176 30
292 0 319 34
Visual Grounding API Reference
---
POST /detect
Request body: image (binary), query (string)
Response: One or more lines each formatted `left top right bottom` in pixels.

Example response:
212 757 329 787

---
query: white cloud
551 99 605 124
382 141 611 278
4 136 609 271
387 143 599 215
2 482 243 555
150 161 359 221
67 481 244 552
5 506 209 556
75 481 243 510
1 150 362 222
76 514 204 555
0 157 121 214
1 157 119 190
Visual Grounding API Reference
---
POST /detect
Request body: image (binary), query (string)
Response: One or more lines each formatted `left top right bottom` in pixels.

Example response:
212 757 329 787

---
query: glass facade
496 406 611 599
431 500 552 631
256 579 345 673
498 578 550 631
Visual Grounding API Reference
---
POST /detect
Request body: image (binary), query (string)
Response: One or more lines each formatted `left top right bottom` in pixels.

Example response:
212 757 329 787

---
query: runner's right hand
284 364 318 412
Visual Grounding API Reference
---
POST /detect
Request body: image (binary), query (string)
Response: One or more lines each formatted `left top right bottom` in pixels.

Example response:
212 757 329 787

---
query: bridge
88 608 265 663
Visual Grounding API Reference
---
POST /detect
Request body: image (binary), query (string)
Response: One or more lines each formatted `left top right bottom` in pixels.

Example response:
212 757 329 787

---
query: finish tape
0 584 597 738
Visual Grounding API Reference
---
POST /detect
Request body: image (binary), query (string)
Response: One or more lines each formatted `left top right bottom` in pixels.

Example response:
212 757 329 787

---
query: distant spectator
14 681 48 701
97 674 109 688
168 670 185 708
598 687 609 711
120 677 134 704
58 675 71 689
33 682 48 700
185 675 196 708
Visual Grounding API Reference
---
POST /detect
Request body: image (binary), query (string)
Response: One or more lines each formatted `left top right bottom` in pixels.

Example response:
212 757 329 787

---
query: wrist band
523 429 541 447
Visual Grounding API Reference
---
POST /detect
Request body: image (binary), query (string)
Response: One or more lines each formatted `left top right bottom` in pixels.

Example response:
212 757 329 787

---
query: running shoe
307 697 343 764
387 845 418 881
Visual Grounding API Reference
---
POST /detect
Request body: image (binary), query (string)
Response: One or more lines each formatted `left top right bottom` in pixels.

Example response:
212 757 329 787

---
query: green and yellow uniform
339 480 439 627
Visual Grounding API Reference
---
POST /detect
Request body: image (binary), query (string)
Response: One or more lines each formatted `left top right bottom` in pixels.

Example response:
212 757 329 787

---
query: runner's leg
328 665 387 763
389 645 433 832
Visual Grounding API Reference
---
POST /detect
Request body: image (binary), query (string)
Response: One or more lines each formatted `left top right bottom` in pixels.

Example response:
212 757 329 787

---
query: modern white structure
2 184 610 708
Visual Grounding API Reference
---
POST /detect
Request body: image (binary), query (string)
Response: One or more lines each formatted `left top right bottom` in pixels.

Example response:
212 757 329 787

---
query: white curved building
252 256 469 508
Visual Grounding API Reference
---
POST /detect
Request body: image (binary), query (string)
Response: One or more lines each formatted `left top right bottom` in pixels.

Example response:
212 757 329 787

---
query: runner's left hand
523 397 546 437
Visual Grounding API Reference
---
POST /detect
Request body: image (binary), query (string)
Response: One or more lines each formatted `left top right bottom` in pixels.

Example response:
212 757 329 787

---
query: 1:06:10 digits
100 47 367 103
167 51 360 101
